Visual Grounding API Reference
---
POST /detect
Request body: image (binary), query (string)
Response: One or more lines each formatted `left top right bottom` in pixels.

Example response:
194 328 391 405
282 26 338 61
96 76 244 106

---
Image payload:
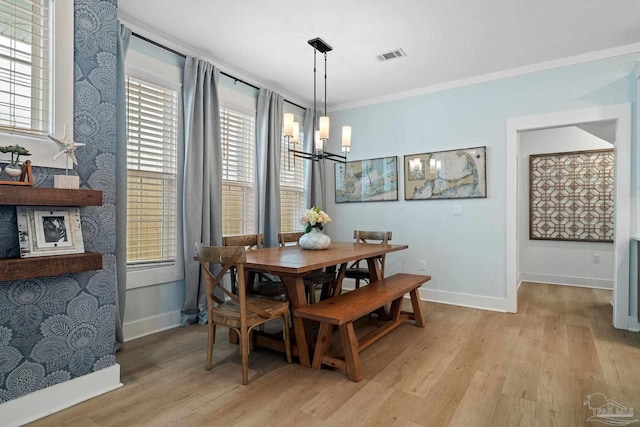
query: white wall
518 126 614 289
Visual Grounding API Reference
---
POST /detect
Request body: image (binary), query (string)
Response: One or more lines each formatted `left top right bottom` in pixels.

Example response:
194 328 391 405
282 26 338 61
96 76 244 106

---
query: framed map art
334 156 398 203
404 146 487 200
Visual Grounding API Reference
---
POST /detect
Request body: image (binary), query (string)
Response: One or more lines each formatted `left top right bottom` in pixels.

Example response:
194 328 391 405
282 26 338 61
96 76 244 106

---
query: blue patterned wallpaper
0 0 117 403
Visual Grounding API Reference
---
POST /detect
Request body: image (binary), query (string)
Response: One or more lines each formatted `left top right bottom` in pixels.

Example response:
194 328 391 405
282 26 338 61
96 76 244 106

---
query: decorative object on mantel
0 145 33 186
283 37 352 166
49 125 85 189
298 207 332 250
16 206 85 258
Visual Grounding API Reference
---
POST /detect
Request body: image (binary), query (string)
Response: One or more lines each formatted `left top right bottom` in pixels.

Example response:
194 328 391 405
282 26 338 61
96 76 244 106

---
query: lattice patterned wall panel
529 149 614 242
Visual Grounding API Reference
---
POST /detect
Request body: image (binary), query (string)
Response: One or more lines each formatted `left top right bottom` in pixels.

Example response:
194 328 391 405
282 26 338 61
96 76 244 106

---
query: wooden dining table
244 241 409 367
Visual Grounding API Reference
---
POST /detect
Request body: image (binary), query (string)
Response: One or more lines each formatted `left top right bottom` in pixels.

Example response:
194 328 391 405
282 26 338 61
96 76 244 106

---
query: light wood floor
28 282 640 426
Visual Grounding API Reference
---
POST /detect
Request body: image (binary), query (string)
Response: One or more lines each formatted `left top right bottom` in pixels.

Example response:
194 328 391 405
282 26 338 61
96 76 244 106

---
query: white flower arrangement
301 207 331 233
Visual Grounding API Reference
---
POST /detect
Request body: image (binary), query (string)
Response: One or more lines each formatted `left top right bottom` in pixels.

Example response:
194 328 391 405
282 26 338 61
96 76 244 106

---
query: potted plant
0 145 31 177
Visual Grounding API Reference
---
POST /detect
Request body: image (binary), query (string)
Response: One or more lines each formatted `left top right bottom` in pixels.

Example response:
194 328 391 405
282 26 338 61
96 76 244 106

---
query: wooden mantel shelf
0 186 102 206
0 252 102 281
0 187 104 281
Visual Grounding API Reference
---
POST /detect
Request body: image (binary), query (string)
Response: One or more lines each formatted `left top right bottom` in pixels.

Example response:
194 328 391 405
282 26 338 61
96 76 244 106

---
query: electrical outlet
452 204 463 215
592 253 600 264
419 260 427 271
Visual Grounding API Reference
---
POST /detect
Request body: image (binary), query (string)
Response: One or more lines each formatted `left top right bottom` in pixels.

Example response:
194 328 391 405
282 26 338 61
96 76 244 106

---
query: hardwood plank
448 371 506 427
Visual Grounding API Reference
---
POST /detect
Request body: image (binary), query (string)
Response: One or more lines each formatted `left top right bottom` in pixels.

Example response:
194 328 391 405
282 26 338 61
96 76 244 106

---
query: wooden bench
294 273 431 382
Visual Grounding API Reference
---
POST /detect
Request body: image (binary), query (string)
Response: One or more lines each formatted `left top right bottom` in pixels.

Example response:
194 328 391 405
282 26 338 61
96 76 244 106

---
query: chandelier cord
313 47 318 143
323 52 327 118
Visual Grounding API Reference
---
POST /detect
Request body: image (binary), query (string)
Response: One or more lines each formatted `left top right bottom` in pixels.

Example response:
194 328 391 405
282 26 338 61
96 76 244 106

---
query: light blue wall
327 54 639 312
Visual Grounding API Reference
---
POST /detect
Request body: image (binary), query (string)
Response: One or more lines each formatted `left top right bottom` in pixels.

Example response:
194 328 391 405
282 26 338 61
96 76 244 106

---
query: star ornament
48 125 85 166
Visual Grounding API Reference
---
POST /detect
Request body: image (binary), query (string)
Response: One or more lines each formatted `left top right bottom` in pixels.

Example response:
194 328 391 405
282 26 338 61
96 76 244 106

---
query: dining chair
195 243 292 385
345 230 392 288
278 231 337 304
222 234 286 299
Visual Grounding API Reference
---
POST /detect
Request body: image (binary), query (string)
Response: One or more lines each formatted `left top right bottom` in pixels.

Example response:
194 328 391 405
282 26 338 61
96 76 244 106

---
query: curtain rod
131 32 306 110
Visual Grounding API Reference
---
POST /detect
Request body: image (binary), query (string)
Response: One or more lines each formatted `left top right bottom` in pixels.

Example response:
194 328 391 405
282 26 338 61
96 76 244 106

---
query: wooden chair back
222 234 263 249
195 244 254 314
278 231 304 247
222 234 263 293
347 230 393 287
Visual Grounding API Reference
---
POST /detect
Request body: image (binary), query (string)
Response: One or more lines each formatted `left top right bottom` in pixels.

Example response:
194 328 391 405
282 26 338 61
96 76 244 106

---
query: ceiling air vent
377 48 406 62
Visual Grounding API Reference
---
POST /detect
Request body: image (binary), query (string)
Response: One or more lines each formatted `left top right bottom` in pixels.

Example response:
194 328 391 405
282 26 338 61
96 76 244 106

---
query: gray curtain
114 22 131 351
255 89 283 248
303 108 325 208
181 57 222 326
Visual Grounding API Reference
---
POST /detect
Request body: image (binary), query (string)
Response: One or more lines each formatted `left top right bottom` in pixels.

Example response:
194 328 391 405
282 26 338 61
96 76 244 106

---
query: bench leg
389 298 403 321
409 288 426 327
339 323 363 382
312 322 333 369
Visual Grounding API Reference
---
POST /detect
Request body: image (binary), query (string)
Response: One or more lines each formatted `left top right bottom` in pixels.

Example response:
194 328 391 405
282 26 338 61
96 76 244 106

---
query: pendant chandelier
284 37 351 164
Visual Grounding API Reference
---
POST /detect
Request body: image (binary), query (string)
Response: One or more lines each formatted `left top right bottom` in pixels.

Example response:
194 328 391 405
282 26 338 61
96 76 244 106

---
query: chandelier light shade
342 126 351 153
285 37 352 164
319 116 330 140
283 113 294 137
291 121 300 143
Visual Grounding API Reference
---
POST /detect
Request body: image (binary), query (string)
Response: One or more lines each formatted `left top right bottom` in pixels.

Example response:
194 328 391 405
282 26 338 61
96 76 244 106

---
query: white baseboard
0 364 121 427
124 310 181 342
417 288 508 312
628 316 640 332
519 273 613 289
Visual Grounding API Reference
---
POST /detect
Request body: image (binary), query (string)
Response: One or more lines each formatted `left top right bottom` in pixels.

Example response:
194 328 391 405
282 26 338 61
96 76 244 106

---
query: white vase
4 164 22 177
299 227 331 250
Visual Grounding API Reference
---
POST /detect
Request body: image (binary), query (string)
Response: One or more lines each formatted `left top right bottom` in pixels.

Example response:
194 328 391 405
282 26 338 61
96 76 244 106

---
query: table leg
366 257 382 282
280 275 311 367
367 257 388 319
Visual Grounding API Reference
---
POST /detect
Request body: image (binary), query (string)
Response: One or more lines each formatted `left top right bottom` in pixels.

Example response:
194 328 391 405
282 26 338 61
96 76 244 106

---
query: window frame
220 104 256 236
124 52 184 290
0 0 73 169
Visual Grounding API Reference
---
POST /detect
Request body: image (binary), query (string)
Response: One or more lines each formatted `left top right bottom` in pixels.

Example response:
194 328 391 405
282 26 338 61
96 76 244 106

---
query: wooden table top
244 241 408 275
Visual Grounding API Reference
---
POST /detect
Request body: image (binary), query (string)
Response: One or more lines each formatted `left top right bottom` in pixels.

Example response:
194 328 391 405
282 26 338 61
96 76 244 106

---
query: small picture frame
17 206 85 258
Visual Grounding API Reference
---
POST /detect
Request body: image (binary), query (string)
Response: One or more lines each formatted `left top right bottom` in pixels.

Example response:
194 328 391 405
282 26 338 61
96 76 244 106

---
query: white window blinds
126 75 178 265
0 0 49 134
221 106 254 235
280 133 305 232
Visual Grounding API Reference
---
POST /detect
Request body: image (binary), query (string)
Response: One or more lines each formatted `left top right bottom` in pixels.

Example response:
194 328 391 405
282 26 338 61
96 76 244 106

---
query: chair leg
309 285 316 304
355 278 360 289
206 321 216 370
240 327 250 385
282 312 292 364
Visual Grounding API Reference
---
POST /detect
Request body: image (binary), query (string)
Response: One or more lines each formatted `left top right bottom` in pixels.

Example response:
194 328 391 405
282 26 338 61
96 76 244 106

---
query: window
280 132 305 232
221 106 255 235
0 0 72 167
125 75 178 265
0 0 48 134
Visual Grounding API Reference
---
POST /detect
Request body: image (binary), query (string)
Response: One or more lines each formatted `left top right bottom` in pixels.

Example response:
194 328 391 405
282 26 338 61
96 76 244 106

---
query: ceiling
118 0 640 110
